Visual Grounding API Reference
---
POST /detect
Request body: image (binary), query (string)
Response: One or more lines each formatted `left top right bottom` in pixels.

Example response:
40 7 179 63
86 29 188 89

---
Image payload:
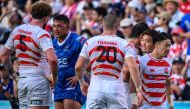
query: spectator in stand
119 18 133 40
163 0 184 29
179 0 190 14
171 57 186 100
145 4 156 28
76 3 94 35
59 0 77 20
20 0 33 24
179 13 190 91
168 27 187 59
128 0 146 23
0 0 18 29
78 7 107 36
181 59 190 100
76 0 99 14
155 11 171 33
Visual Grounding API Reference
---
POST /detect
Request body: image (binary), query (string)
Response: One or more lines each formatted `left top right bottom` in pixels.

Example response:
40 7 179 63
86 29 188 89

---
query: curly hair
31 2 52 19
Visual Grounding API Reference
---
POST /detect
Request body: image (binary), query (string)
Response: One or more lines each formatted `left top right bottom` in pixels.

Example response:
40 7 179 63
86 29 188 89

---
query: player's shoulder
114 36 130 46
36 28 51 39
164 57 172 66
73 32 87 45
139 54 150 62
84 35 99 44
11 24 27 33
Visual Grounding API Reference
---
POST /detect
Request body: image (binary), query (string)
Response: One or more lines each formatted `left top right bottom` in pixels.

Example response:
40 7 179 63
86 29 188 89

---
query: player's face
53 20 69 38
157 39 171 57
172 63 183 74
141 34 154 53
0 70 8 79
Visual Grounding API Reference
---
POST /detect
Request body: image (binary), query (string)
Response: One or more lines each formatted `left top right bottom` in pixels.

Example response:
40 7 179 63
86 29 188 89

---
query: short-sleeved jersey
5 24 53 76
80 35 136 93
139 54 172 106
53 31 86 77
53 32 86 104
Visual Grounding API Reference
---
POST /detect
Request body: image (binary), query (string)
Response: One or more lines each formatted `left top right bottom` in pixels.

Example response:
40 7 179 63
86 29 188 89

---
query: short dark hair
157 32 172 42
130 22 149 38
102 14 118 30
53 14 70 26
160 32 172 41
94 7 107 17
141 29 160 44
153 32 171 44
31 2 52 19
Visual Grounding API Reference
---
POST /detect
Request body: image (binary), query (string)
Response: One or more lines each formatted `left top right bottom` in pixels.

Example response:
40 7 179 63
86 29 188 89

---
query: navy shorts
54 71 86 105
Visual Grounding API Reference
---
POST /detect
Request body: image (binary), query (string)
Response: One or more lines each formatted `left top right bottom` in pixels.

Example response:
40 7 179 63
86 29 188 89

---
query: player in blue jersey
52 15 86 109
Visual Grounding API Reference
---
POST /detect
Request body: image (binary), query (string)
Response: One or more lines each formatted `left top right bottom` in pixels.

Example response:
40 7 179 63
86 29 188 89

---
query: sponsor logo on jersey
150 69 155 72
58 58 68 68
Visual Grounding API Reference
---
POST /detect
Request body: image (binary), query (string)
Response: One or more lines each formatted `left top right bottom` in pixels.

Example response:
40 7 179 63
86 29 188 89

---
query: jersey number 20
96 46 117 64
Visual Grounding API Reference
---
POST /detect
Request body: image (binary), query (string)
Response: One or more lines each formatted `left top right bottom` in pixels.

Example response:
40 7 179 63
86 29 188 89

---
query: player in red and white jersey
127 29 160 109
0 2 57 109
75 14 143 109
139 32 174 109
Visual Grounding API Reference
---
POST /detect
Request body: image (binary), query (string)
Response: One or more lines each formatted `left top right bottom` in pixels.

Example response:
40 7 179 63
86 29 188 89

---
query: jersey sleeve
138 57 144 75
124 43 137 59
5 32 15 51
79 41 89 59
38 33 53 51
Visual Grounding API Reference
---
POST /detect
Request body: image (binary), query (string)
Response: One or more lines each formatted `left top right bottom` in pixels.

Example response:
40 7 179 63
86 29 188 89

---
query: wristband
130 93 137 105
168 95 174 107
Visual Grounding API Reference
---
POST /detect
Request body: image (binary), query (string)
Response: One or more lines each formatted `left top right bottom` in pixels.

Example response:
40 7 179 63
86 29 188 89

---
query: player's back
83 35 135 93
8 24 52 76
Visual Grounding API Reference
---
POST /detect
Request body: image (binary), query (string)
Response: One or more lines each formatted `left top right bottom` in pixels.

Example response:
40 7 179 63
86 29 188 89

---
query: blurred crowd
0 0 190 105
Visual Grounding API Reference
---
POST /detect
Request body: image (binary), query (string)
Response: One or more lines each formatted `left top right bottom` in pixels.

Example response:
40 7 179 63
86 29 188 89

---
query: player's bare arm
45 48 58 84
123 62 138 109
0 47 14 64
75 56 89 96
125 57 144 107
166 78 174 109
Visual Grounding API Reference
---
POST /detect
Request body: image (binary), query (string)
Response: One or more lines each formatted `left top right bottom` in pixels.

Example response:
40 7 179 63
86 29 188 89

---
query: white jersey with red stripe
80 35 137 93
5 24 53 76
139 54 172 107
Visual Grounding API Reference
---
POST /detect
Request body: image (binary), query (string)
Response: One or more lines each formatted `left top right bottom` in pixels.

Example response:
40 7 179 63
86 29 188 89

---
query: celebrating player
139 32 174 109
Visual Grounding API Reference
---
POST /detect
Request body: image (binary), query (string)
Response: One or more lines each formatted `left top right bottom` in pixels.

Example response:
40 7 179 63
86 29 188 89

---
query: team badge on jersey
164 67 169 74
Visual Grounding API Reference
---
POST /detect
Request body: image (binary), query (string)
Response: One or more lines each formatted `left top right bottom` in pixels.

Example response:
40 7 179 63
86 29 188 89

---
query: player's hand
80 82 89 96
66 76 78 87
45 75 55 88
169 106 174 109
131 104 138 109
137 90 144 107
